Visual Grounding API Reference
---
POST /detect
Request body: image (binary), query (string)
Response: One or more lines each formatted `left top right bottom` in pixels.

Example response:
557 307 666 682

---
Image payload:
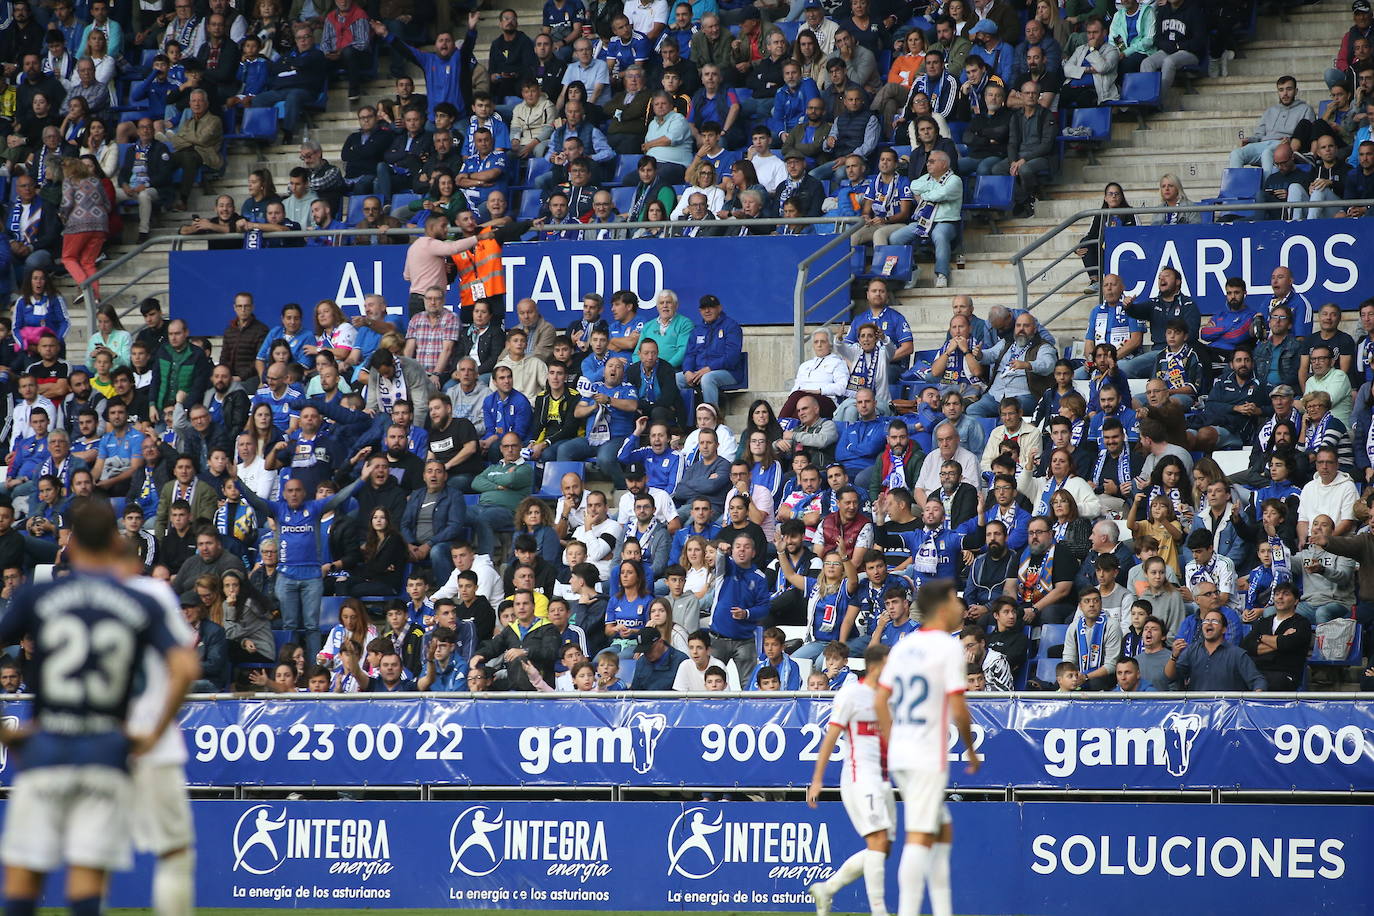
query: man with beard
896 497 963 591
873 486 921 570
812 485 873 569
968 312 1055 418
59 370 104 438
200 362 249 431
858 419 921 502
1004 516 1077 624
934 460 979 533
267 402 342 494
1195 347 1264 452
963 520 1016 614
1233 402 1307 489
376 423 424 490
1200 276 1266 362
1090 418 1143 514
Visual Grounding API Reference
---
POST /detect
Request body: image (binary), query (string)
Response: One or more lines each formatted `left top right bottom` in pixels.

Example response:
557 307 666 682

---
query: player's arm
873 683 893 742
131 645 199 755
806 721 844 808
947 690 979 774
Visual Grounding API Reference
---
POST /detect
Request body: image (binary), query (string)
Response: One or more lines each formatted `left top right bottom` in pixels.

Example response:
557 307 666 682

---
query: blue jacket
195 617 230 689
388 29 476 118
683 314 743 376
834 417 887 475
482 389 533 440
767 78 819 136
631 645 689 690
1200 371 1264 442
898 528 963 586
708 556 771 640
401 486 465 547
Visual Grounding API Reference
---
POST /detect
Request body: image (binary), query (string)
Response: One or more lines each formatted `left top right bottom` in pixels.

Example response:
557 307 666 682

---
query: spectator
995 78 1055 217
1165 607 1265 691
678 294 744 408
1006 515 1078 625
1229 75 1315 177
7 174 62 284
56 156 108 299
250 24 328 144
968 312 1056 417
470 589 559 691
810 86 878 181
471 432 534 557
1298 446 1358 547
1060 17 1119 109
1140 0 1207 96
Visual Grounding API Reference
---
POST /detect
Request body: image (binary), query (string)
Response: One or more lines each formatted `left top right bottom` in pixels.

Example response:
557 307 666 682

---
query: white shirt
625 0 668 37
575 517 623 581
1298 472 1358 525
434 555 505 605
792 354 850 400
9 395 58 448
878 627 965 772
556 491 589 532
673 656 742 691
237 455 277 499
829 679 886 786
1184 552 1241 611
670 185 725 219
616 486 676 527
750 151 788 192
126 576 194 767
914 446 980 497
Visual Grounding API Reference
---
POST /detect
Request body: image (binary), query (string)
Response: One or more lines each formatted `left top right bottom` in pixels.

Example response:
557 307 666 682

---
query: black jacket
196 38 242 105
624 359 685 428
356 477 408 523
383 129 434 174
341 128 394 179
531 388 581 447
455 323 505 375
964 107 1012 160
117 139 177 190
475 617 561 690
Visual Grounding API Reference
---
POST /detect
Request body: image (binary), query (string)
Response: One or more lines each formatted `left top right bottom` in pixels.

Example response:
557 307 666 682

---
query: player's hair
863 643 889 669
68 497 117 553
915 579 956 621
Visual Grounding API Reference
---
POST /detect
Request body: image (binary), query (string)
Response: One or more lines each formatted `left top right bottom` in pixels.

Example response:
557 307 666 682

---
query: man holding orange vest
448 210 539 323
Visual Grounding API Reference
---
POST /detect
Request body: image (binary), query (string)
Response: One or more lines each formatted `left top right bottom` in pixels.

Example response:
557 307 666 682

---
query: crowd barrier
3 695 1369 792
167 235 845 336
75 798 1370 912
1105 216 1369 311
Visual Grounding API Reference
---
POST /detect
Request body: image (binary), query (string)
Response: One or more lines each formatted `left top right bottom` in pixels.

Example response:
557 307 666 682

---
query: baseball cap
635 629 662 653
1270 384 1297 398
802 0 822 8
624 462 646 479
784 151 806 161
1355 0 1370 13
969 19 998 35
699 294 722 310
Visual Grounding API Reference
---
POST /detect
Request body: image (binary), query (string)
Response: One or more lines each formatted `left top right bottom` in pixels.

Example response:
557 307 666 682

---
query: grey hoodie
1255 99 1317 142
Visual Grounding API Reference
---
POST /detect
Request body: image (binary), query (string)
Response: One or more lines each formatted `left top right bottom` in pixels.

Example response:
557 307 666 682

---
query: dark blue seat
536 461 584 499
225 106 278 142
963 175 1015 232
517 191 543 220
1057 106 1112 164
611 185 636 213
613 153 640 185
1104 72 1164 130
1202 167 1262 222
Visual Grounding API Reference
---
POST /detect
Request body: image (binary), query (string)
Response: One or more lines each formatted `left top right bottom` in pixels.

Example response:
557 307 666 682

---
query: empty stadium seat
611 185 636 213
1212 449 1251 477
319 596 349 633
1105 72 1163 129
225 107 278 142
517 191 543 220
1035 624 1069 659
1057 107 1112 164
613 154 641 185
963 175 1015 230
1203 168 1262 222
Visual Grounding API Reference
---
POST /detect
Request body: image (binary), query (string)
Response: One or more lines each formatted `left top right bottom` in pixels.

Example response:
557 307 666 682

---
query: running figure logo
1162 711 1203 777
233 805 288 875
449 806 506 877
628 711 668 774
666 807 725 879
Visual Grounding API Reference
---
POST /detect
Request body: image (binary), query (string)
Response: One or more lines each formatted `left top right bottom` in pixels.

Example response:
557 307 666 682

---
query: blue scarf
1035 475 1064 518
1245 563 1279 612
1075 614 1107 671
1269 535 1290 579
1304 411 1332 452
1093 446 1131 489
8 198 38 243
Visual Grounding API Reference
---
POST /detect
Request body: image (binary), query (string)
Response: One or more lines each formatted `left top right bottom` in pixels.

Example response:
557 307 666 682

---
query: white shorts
892 768 951 836
840 780 896 839
130 762 194 855
1 765 134 873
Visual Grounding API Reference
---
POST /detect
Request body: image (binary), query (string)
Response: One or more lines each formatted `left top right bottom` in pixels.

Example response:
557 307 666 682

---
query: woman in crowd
1153 172 1199 225
647 597 690 653
512 496 561 566
350 507 408 597
318 599 377 670
58 156 110 301
774 538 858 661
1075 182 1135 293
13 267 69 352
738 400 785 460
87 303 131 367
222 567 274 664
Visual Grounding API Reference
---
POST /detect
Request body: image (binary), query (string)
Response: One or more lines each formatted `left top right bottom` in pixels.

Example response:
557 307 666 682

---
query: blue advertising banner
167 236 842 336
72 799 1373 913
1103 218 1369 312
0 696 1366 793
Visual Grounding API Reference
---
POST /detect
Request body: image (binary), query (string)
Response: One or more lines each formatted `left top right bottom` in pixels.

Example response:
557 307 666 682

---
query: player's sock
5 899 37 916
68 897 101 916
823 848 867 891
896 843 931 916
927 842 952 916
863 847 890 916
154 847 195 916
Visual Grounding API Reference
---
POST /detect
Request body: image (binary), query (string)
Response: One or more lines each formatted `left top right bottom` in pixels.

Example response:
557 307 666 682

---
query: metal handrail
1009 198 1374 320
792 220 867 363
81 215 863 337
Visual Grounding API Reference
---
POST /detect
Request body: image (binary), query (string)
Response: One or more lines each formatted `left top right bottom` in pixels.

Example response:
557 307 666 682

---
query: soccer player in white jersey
0 500 198 916
806 643 894 916
875 579 979 916
126 561 198 916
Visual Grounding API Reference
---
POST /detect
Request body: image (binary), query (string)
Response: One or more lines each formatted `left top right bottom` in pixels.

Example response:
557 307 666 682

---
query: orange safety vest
451 229 505 306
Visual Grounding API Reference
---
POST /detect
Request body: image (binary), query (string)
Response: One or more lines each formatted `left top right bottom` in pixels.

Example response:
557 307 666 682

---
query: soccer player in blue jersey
0 499 199 916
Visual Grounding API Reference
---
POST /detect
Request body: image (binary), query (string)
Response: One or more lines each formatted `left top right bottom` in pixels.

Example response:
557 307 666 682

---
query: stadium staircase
73 1 1350 433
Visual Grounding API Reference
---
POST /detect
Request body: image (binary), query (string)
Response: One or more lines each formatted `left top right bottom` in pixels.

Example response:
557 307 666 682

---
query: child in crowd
595 651 625 691
821 640 857 689
755 667 781 690
1120 599 1151 658
1055 661 1083 693
806 671 829 690
985 598 1027 679
966 664 986 691
703 667 729 691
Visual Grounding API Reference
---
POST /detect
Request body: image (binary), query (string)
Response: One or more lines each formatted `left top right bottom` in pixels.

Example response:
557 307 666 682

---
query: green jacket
473 459 533 512
155 341 211 410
